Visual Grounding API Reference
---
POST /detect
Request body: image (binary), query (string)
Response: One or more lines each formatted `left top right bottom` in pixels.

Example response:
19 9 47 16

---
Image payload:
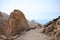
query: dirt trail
16 28 52 40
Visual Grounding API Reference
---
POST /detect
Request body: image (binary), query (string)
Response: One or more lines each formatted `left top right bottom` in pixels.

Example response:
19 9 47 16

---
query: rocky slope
43 16 60 40
0 12 9 40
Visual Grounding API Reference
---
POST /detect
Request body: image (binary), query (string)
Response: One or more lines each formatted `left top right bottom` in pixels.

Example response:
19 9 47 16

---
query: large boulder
6 9 30 40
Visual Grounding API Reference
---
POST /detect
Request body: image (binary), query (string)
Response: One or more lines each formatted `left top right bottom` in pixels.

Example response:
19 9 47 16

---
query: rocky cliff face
42 16 60 39
6 9 30 40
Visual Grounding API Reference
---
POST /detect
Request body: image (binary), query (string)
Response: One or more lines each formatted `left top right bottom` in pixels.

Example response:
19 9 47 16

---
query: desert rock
5 9 30 40
42 16 60 40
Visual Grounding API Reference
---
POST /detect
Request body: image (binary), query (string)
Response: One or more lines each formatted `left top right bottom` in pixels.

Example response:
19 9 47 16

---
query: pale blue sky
0 0 60 24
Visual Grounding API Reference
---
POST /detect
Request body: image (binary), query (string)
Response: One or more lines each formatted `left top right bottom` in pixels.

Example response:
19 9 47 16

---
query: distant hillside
28 20 42 29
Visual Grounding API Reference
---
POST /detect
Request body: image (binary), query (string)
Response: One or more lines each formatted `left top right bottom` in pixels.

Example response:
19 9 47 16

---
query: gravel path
16 28 52 40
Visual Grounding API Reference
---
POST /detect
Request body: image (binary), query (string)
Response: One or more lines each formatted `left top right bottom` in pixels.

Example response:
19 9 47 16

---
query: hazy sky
0 0 60 24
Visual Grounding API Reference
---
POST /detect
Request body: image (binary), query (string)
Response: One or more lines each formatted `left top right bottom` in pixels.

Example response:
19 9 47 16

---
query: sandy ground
16 28 52 40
